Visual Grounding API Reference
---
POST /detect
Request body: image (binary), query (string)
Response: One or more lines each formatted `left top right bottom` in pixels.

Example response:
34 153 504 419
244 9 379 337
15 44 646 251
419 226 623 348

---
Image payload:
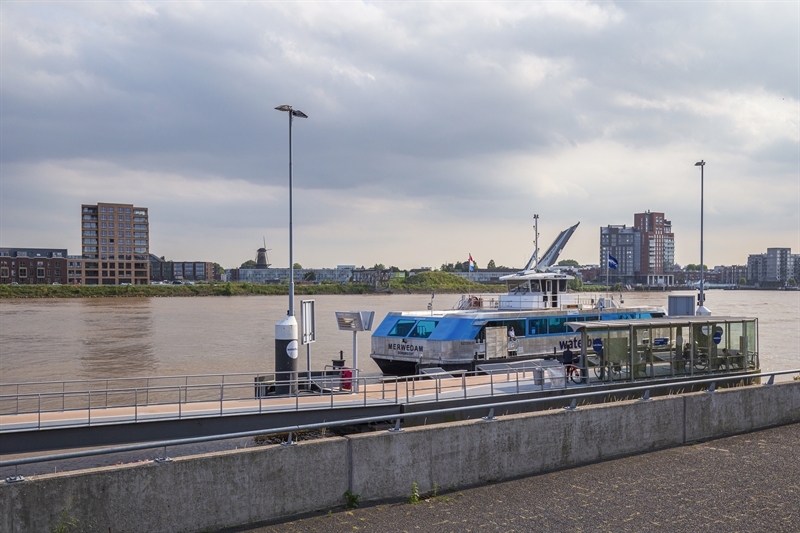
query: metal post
288 110 294 317
135 389 138 422
700 162 704 309
88 390 91 426
352 330 359 393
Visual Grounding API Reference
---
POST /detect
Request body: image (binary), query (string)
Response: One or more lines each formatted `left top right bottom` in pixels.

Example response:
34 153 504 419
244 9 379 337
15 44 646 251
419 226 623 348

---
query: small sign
287 340 298 359
592 338 603 352
713 328 723 345
653 338 668 346
300 299 316 345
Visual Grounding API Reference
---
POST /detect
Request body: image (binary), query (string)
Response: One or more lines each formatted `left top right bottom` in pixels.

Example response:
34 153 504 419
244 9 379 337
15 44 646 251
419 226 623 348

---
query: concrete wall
2 381 799 533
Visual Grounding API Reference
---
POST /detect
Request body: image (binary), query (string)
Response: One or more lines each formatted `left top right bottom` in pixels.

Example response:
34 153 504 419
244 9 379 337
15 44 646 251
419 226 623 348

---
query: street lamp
275 104 308 317
694 160 710 316
274 104 308 395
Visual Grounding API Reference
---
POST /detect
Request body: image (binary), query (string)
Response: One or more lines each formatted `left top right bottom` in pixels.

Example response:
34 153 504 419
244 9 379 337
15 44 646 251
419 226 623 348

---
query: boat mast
533 214 539 272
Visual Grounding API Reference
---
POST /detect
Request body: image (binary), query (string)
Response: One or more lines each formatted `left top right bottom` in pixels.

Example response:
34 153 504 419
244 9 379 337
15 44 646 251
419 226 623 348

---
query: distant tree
213 263 225 275
568 277 583 291
390 266 401 272
557 259 580 268
739 277 748 285
684 264 708 272
303 271 316 281
440 262 456 272
293 263 302 269
160 255 166 261
373 263 386 270
240 260 257 269
789 278 797 287
487 259 496 269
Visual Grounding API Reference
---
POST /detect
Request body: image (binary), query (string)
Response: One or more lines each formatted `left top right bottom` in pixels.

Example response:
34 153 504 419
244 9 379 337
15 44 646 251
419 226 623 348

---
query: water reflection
79 298 157 378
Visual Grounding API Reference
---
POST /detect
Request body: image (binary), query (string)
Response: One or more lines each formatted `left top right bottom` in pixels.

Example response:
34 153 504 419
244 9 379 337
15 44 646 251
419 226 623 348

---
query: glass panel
607 328 630 381
672 325 690 376
388 319 416 337
691 323 712 374
728 321 744 370
746 320 757 369
409 320 438 338
548 317 567 334
634 326 652 378
528 318 547 336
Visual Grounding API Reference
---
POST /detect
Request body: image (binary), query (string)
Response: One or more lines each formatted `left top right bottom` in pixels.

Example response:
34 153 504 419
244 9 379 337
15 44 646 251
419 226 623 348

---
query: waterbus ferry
370 222 667 376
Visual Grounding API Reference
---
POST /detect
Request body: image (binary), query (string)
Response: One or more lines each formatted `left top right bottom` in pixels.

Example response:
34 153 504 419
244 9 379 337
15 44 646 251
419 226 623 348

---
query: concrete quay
231 421 800 533
1 380 798 533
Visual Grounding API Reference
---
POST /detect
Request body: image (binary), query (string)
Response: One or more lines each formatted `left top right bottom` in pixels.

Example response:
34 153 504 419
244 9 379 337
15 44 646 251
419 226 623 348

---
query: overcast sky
1 1 798 270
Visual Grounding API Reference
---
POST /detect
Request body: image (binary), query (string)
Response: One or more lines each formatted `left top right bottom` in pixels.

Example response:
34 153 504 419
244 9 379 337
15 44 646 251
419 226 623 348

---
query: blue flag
608 255 619 270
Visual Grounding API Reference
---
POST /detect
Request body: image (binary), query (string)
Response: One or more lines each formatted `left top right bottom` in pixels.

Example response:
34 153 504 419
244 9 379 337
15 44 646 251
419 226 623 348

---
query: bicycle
565 363 583 384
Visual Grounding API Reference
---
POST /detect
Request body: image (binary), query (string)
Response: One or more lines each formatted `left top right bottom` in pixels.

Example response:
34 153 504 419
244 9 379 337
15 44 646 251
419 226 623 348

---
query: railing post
135 389 138 422
88 390 91 426
463 373 467 400
516 370 520 394
61 382 64 411
146 378 150 405
219 384 223 416
38 393 41 430
490 373 494 396
178 387 182 419
106 379 109 408
363 378 367 406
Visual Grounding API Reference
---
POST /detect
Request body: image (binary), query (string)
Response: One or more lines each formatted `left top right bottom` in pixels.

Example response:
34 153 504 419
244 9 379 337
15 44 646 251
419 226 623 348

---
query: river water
1 290 798 384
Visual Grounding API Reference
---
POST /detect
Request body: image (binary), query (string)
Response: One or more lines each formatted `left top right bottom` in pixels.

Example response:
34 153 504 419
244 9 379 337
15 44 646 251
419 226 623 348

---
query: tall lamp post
694 160 710 316
274 104 308 394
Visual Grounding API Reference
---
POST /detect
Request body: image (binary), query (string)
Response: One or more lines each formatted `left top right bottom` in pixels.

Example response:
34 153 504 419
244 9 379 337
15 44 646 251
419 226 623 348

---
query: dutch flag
608 254 619 270
468 254 475 272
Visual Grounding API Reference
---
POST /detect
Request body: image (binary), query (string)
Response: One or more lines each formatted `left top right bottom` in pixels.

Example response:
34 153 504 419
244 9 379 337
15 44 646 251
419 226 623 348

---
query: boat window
566 316 583 322
529 318 547 336
530 281 541 292
388 319 416 337
486 319 526 337
584 315 599 321
548 317 567 334
409 320 438 338
559 280 567 291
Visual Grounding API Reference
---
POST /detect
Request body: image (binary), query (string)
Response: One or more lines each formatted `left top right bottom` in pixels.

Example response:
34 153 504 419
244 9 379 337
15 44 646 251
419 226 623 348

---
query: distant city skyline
1 3 797 270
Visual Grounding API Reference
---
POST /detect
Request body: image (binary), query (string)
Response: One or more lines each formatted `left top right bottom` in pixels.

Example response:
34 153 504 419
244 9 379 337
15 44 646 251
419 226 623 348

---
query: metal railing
0 365 592 431
2 369 797 473
0 357 774 432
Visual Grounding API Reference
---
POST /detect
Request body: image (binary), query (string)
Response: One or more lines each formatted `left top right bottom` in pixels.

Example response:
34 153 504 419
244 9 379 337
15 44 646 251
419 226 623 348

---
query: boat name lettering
388 343 424 353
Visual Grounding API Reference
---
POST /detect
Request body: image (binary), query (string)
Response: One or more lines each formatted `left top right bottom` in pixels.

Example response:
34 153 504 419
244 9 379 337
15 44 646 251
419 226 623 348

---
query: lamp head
275 105 292 112
291 110 308 119
695 160 705 166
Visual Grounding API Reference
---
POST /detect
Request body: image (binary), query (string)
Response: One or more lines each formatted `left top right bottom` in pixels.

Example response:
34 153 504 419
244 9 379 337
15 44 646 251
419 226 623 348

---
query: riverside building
0 248 68 285
599 211 675 286
79 202 150 285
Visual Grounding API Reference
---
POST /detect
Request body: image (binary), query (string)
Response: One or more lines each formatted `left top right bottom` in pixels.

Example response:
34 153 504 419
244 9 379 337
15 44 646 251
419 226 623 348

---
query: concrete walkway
220 422 800 533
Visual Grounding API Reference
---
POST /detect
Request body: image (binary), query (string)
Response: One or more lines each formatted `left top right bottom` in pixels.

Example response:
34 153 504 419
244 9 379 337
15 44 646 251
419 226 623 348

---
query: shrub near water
0 272 504 298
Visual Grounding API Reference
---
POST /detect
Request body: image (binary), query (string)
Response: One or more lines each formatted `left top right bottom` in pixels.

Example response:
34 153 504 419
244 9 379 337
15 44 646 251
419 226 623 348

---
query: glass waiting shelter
567 316 759 383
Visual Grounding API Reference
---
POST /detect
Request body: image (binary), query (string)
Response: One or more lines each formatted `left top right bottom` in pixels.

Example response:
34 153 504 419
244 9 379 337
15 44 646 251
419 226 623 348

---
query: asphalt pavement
219 422 799 533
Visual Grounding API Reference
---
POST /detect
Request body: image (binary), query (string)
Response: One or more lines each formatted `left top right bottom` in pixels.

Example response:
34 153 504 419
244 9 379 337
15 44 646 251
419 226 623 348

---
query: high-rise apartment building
80 202 150 285
600 211 675 286
633 211 675 285
747 248 797 286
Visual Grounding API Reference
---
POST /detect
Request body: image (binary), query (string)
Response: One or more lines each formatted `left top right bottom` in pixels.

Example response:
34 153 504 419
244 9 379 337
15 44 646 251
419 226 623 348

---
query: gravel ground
220 422 800 533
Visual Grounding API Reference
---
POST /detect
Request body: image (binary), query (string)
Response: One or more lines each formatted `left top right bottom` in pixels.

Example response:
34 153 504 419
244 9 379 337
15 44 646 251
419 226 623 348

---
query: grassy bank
0 272 504 298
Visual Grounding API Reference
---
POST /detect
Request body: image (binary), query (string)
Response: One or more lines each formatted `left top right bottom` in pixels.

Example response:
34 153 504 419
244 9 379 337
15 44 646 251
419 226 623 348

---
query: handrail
2 369 796 470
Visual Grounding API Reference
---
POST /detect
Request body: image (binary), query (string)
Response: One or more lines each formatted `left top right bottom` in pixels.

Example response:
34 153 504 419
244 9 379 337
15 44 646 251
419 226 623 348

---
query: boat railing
452 294 501 310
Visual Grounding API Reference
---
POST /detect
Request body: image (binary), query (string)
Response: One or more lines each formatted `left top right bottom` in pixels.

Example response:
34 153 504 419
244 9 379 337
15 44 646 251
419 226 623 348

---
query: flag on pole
608 254 619 270
468 254 475 272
